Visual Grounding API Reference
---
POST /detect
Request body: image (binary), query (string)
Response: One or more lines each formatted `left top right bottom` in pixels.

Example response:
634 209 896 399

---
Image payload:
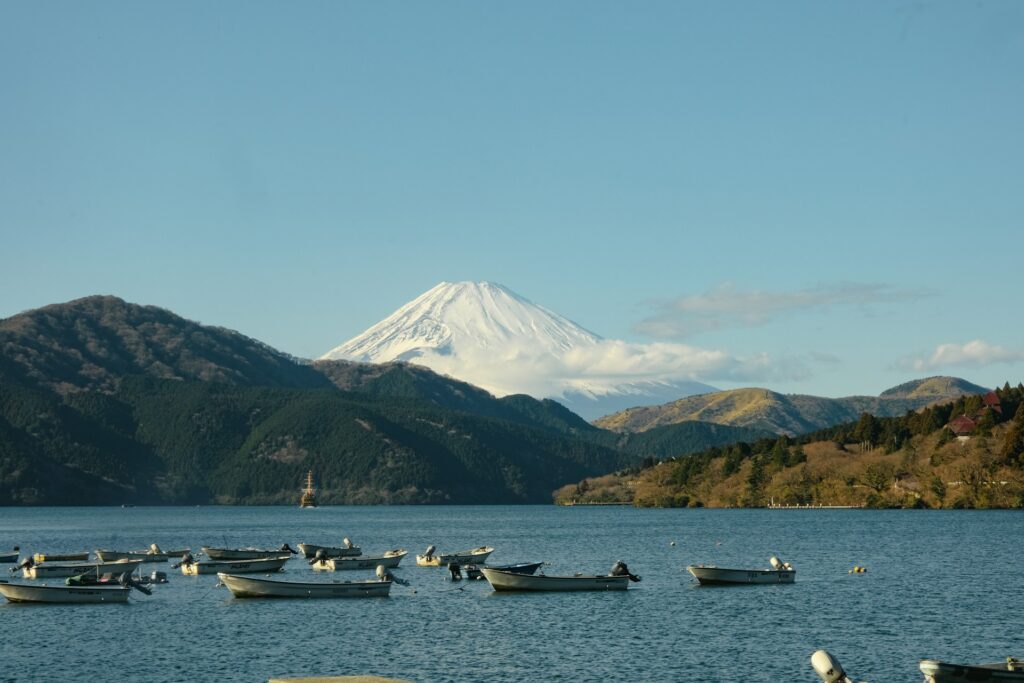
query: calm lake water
1 506 1021 682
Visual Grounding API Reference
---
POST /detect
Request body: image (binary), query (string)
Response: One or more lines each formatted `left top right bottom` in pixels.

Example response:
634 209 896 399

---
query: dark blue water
1 506 1021 682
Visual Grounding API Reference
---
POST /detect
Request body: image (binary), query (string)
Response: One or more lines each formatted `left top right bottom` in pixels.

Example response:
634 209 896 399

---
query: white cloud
404 338 808 400
636 282 933 339
900 339 1024 372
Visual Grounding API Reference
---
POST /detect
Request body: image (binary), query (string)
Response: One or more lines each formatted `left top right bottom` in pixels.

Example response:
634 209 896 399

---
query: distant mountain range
321 281 716 419
593 377 989 435
0 296 760 505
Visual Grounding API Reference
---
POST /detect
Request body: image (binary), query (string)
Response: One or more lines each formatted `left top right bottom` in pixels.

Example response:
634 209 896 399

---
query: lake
1 506 1021 682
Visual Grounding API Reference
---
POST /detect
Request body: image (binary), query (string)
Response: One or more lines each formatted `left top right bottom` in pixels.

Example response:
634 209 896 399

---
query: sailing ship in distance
300 471 317 508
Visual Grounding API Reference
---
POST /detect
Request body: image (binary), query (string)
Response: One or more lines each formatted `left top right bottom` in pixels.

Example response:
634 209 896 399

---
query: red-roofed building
983 391 1003 414
948 414 977 437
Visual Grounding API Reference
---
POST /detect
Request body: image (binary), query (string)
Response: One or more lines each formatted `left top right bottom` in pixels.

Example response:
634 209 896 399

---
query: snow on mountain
321 281 718 419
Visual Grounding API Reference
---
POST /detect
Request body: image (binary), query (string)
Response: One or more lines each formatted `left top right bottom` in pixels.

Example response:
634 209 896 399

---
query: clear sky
2 1 1022 397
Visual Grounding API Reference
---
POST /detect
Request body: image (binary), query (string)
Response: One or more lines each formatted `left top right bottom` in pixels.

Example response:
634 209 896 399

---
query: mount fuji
321 281 717 419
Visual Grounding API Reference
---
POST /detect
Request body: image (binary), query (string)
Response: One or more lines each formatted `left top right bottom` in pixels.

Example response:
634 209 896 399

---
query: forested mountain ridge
593 377 987 435
0 296 765 505
560 383 1024 509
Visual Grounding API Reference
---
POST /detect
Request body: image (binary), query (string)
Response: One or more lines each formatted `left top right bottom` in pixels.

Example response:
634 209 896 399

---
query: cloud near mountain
635 281 933 339
900 339 1024 371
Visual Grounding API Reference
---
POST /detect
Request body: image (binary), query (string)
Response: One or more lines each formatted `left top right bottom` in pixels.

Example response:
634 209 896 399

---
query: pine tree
999 403 1024 465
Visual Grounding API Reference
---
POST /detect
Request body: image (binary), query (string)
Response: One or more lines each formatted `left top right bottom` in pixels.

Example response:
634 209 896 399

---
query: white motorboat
686 556 795 585
297 541 362 559
415 545 494 567
480 567 632 592
921 659 1024 682
0 581 132 604
311 550 407 571
22 559 143 580
201 544 298 560
95 545 191 563
217 572 392 599
180 555 292 576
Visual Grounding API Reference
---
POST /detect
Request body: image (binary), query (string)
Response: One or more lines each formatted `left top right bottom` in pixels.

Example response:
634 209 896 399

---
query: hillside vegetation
0 297 766 505
558 384 1024 509
593 377 987 435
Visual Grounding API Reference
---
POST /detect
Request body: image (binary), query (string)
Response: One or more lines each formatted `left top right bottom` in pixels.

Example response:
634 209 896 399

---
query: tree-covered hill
593 378 986 435
559 383 1024 509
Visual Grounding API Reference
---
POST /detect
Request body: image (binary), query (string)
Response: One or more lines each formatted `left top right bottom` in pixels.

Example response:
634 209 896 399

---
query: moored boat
480 567 632 592
201 544 297 560
465 561 542 581
180 555 292 576
311 550 407 572
22 559 143 580
0 581 132 604
297 541 362 559
95 545 191 563
32 552 90 563
920 658 1024 682
686 556 795 585
416 545 494 567
217 572 392 599
0 548 20 563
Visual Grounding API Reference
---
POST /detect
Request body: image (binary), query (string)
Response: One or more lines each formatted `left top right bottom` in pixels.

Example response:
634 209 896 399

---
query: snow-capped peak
321 281 601 363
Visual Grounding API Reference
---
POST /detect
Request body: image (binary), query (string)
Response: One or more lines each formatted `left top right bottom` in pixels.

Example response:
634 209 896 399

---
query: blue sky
2 1 1022 397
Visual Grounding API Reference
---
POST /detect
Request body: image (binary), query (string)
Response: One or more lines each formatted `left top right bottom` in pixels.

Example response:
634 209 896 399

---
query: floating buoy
848 565 868 574
669 541 677 547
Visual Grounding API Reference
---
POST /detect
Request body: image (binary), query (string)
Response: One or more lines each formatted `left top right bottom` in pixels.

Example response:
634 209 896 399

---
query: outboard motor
376 564 409 586
342 537 352 549
118 572 153 596
810 650 857 683
150 543 163 555
14 556 34 573
448 562 463 581
279 543 297 555
172 552 194 569
424 545 436 560
770 556 784 570
611 561 642 582
310 548 328 567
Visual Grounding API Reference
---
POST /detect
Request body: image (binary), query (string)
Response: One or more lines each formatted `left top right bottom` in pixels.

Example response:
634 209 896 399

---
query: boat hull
24 560 143 579
466 562 542 580
298 543 362 559
686 566 795 585
313 552 407 571
202 547 293 560
32 552 89 563
218 573 392 599
416 547 494 567
0 582 131 604
481 568 630 592
920 660 1024 682
182 556 291 575
0 551 19 563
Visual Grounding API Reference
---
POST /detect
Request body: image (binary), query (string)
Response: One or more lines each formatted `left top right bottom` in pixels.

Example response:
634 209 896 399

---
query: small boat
297 541 362 559
416 545 494 567
180 555 292 576
201 544 297 560
0 581 132 604
686 556 795 585
0 548 19 563
480 567 633 592
921 658 1024 682
32 552 90 563
311 550 407 572
217 572 392 599
300 470 317 508
95 545 191 563
465 562 543 581
22 559 143 580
